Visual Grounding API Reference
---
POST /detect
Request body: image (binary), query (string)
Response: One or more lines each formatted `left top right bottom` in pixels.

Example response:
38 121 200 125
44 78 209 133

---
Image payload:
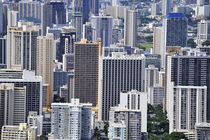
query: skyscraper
7 10 18 27
99 53 145 120
162 0 171 16
72 12 82 41
51 99 93 140
124 10 137 47
41 2 52 36
18 0 41 20
0 70 42 120
7 21 39 71
168 85 207 133
119 90 147 132
166 55 210 120
36 33 55 102
50 2 66 24
0 2 3 34
163 13 188 47
91 15 113 47
197 20 210 46
0 36 6 68
74 39 101 106
0 83 26 129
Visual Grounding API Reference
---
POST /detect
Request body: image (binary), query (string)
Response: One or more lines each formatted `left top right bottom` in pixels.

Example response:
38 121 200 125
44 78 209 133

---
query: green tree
202 40 210 46
187 39 197 48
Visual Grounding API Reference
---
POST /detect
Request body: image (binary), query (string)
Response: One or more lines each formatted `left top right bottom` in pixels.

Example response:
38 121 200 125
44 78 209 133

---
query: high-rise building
72 12 83 41
0 36 6 68
51 99 93 140
124 10 137 47
119 90 147 132
0 83 26 129
36 33 55 92
166 55 210 120
162 0 171 16
197 20 210 46
91 15 113 47
18 0 41 20
197 0 205 5
153 26 163 54
7 21 39 71
50 2 66 24
195 123 210 139
1 123 37 140
7 10 18 27
108 122 126 139
168 85 207 133
99 53 145 120
36 33 55 107
151 2 161 16
58 26 76 62
90 0 99 15
83 22 92 41
145 65 159 91
74 39 101 106
163 13 188 47
27 111 43 137
0 70 42 120
109 107 142 140
41 3 52 36
0 2 3 34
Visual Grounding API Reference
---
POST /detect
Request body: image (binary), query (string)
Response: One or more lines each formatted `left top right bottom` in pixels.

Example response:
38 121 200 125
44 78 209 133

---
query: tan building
36 33 55 106
1 123 37 140
7 21 39 71
74 39 101 106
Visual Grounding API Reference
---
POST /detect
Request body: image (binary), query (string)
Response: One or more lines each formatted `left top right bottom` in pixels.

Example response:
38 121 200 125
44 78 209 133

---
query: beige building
1 123 37 140
7 21 39 71
74 39 101 106
36 33 55 106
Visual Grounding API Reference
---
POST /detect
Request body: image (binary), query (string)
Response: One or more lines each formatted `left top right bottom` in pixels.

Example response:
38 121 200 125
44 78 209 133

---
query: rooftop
166 13 185 18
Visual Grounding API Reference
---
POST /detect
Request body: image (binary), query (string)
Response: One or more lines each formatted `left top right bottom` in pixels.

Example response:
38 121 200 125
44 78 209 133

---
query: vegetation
138 43 153 50
202 40 210 46
93 122 109 140
187 38 197 48
148 104 187 140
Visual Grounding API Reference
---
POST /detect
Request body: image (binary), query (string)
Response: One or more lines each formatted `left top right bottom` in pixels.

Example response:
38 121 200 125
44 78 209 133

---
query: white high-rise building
197 0 205 5
0 83 26 128
7 21 39 71
119 90 147 132
36 33 55 95
162 0 171 16
1 123 37 140
91 15 113 47
99 53 145 121
7 10 18 27
168 85 207 133
124 10 137 47
27 111 43 137
197 20 210 46
51 99 93 140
